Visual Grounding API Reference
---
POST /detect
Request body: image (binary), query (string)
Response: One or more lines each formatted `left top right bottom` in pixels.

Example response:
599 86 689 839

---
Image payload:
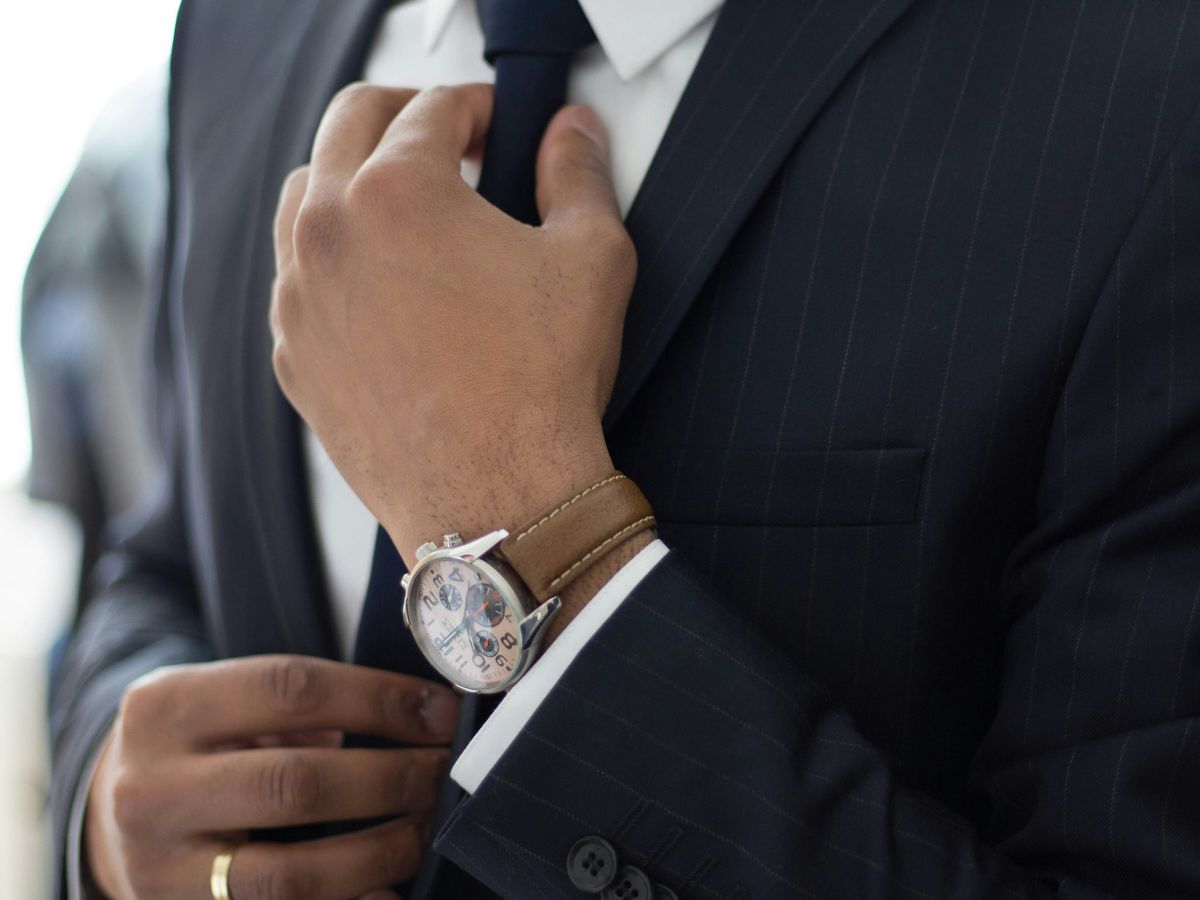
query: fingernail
566 105 608 153
420 686 460 737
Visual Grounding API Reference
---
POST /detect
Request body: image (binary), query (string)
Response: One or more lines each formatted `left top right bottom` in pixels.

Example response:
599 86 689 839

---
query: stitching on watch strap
547 515 656 588
513 473 627 542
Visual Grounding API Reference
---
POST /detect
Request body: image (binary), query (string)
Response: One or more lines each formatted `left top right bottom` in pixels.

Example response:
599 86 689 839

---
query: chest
612 1 1181 553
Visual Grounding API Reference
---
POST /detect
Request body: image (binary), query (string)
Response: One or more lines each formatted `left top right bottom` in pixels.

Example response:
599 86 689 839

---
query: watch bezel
402 530 543 694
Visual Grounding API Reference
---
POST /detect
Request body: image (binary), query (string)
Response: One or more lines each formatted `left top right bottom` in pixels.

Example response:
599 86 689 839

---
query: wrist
542 529 656 650
387 428 614 567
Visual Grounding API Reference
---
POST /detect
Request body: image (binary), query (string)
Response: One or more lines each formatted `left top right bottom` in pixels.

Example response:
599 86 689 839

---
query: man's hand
85 655 460 900
269 83 636 570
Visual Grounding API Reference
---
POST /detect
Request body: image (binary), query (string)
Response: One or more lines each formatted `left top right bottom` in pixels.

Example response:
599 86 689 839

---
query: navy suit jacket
50 0 1200 896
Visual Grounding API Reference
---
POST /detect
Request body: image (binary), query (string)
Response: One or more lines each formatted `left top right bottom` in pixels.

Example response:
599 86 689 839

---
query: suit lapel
605 0 920 428
231 0 389 656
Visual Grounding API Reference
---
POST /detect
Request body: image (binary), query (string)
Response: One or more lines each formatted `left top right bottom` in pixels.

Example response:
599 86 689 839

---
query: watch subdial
466 582 506 627
472 629 499 658
438 583 463 611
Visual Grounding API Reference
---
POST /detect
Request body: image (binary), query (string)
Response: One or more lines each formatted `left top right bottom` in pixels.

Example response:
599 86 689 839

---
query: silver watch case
400 529 561 694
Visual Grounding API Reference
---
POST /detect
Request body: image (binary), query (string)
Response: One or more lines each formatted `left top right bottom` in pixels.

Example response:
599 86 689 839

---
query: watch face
408 556 523 691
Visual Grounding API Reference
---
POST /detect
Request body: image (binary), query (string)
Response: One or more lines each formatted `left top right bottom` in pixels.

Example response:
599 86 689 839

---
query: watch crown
415 541 438 561
443 532 464 549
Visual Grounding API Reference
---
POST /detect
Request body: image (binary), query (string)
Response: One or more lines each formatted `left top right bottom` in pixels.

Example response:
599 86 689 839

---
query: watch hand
464 614 483 652
438 619 469 649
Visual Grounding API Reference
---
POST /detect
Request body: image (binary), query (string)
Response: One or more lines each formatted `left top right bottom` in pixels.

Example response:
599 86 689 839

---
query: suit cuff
450 538 669 793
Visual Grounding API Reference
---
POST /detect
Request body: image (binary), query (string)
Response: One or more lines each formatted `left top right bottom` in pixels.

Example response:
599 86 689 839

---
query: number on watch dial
415 558 519 688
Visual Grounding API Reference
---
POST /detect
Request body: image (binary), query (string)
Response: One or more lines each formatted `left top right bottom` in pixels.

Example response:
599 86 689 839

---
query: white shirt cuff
450 538 669 793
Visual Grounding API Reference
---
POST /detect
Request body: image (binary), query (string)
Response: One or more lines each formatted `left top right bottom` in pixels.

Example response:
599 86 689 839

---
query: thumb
535 104 621 229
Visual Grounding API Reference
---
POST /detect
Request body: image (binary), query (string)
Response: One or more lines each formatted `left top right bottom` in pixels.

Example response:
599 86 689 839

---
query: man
50 0 1200 897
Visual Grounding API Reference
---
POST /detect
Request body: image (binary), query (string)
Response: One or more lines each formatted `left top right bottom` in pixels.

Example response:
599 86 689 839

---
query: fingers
125 656 460 748
361 892 403 900
310 83 419 185
161 747 447 832
371 83 493 174
535 104 621 229
274 165 309 271
276 83 417 277
225 816 426 900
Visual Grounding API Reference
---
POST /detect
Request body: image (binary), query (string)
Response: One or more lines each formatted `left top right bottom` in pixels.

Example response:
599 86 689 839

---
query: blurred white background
0 1 179 893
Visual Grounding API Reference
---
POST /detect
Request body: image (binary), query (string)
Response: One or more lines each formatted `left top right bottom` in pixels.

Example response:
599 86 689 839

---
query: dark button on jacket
601 865 653 900
567 836 618 892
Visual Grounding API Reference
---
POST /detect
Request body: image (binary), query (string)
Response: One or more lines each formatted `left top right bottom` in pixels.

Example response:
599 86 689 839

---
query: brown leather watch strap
495 472 655 601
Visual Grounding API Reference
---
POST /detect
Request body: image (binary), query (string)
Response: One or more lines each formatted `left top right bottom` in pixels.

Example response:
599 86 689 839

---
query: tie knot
475 0 597 63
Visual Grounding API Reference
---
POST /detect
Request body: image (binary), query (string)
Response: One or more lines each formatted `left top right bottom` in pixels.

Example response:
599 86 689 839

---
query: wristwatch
400 472 655 693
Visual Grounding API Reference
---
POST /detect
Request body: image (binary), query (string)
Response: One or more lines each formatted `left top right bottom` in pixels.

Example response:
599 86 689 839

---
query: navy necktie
475 0 598 223
350 5 597 893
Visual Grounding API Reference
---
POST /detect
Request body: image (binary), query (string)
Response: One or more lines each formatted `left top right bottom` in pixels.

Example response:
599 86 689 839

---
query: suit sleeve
432 108 1200 900
47 20 214 898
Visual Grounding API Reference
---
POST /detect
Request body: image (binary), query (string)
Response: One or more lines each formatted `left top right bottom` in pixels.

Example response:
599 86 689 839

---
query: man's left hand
270 82 636 572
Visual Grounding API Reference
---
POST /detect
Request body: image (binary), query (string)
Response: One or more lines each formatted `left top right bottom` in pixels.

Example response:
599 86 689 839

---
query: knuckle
544 133 607 188
118 680 165 735
392 757 416 808
351 155 444 213
347 159 401 206
121 665 198 741
123 851 166 898
376 682 420 729
259 752 323 819
263 657 325 715
543 135 581 178
270 277 301 338
281 165 309 198
375 820 421 880
293 196 343 264
395 821 422 860
422 83 460 111
110 770 152 835
245 859 315 900
580 219 636 279
270 341 295 394
576 145 611 183
330 80 378 113
116 688 147 733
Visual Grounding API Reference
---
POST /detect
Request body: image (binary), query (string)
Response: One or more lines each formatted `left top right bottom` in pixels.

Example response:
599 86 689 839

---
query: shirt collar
423 0 722 81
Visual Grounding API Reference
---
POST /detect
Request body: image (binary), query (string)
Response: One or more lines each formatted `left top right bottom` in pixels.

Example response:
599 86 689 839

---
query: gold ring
210 847 237 900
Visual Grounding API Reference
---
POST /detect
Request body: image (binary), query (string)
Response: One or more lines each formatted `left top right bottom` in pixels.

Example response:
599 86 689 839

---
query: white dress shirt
306 0 719 790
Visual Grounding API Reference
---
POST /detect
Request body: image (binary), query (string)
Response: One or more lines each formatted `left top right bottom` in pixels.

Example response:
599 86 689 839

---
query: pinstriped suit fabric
46 0 1200 897
437 1 1200 896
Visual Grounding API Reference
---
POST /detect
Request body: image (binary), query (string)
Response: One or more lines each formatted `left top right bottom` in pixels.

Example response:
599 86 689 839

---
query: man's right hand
84 655 461 900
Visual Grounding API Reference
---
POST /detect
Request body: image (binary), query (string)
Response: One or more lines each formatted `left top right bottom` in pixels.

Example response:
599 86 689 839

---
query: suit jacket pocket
629 447 927 526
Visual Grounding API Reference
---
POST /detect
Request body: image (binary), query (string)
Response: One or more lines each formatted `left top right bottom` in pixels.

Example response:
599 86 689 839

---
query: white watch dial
410 557 522 690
